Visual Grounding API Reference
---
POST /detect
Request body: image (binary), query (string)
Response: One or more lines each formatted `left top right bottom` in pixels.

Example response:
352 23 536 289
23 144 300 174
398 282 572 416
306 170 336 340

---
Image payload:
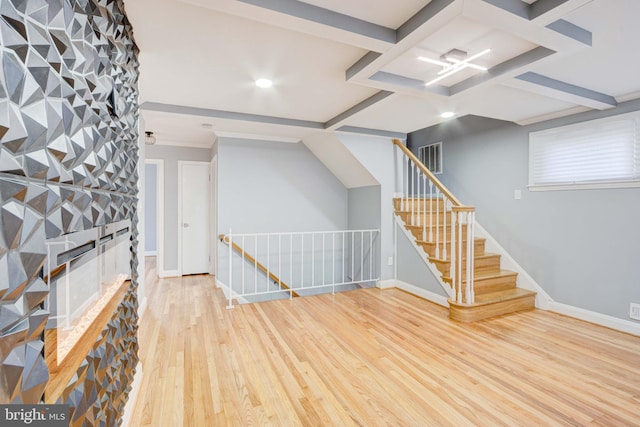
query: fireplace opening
44 219 132 366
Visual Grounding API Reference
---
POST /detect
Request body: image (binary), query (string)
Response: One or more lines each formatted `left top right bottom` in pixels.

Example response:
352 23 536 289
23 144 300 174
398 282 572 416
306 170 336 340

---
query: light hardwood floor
130 258 640 426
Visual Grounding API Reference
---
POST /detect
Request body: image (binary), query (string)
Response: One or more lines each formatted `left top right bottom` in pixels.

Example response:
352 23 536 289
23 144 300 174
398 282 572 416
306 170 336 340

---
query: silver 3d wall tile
0 0 140 424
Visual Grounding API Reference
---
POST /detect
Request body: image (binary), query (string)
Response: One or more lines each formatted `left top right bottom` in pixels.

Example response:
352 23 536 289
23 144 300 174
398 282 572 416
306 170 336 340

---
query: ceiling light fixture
144 131 156 145
420 48 491 87
255 78 273 88
441 112 455 119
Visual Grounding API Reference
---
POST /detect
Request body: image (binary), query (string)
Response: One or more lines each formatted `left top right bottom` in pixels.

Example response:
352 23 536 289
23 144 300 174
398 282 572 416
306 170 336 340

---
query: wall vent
630 303 640 320
418 141 443 174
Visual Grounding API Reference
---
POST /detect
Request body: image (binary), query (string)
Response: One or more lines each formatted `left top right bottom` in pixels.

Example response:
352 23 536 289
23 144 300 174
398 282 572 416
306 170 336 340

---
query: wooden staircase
394 197 536 322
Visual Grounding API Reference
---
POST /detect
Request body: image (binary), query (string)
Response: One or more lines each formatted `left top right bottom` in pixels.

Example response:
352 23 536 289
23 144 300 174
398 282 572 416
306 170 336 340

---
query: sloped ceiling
124 0 640 147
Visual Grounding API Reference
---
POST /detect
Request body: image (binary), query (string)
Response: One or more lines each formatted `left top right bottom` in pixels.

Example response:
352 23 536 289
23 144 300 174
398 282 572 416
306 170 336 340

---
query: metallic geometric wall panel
57 291 138 427
0 0 140 423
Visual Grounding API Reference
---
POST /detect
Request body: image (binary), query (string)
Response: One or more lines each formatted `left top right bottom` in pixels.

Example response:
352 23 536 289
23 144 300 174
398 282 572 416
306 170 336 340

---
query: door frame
178 160 211 276
210 155 218 277
145 159 165 277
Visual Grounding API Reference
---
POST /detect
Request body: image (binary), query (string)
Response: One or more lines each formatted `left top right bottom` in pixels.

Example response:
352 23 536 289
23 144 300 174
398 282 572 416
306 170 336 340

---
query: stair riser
418 239 485 259
407 224 468 240
397 212 457 225
393 198 447 211
443 274 517 295
432 255 501 278
449 295 536 322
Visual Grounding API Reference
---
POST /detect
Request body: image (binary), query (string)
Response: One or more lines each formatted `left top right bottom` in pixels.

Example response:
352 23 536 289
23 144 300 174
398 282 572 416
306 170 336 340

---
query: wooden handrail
392 138 463 207
219 234 300 297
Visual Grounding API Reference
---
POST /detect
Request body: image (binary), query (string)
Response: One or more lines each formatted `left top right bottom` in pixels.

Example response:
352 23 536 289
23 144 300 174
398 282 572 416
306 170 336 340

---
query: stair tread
431 252 500 262
468 288 535 305
443 269 517 281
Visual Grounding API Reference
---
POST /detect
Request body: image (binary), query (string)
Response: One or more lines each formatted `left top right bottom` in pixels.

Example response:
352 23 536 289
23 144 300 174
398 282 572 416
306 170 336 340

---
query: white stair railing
221 229 380 308
393 139 476 304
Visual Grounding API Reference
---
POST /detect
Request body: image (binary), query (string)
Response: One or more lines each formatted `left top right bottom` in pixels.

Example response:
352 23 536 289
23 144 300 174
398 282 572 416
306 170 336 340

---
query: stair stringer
473 222 552 309
393 213 454 304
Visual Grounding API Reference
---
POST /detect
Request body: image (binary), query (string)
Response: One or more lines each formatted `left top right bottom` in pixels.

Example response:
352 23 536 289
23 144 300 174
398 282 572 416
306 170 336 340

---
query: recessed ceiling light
441 112 455 119
255 78 273 88
201 123 213 129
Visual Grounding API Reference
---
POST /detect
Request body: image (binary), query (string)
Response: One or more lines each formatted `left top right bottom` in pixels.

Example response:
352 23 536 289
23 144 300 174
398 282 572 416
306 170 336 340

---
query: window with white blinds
529 111 640 190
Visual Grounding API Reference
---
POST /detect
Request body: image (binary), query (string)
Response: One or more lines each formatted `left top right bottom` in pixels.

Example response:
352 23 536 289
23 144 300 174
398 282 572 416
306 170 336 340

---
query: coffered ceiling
123 0 640 147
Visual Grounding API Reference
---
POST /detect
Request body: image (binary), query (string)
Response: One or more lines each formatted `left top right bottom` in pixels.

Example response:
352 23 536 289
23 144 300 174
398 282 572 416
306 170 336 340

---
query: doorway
179 161 210 275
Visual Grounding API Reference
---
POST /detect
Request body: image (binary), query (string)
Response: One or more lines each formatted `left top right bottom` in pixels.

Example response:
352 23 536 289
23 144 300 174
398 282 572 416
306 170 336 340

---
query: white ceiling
123 0 640 147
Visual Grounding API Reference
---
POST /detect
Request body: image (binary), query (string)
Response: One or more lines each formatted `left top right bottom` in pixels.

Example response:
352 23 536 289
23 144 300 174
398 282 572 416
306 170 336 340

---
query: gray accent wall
408 100 640 322
146 144 212 271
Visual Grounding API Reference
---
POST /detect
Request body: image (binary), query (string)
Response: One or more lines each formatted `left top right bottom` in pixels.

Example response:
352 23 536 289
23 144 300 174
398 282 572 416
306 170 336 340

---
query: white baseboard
548 301 640 337
378 279 450 308
376 279 396 289
144 251 157 257
121 362 143 427
474 222 552 309
158 269 179 278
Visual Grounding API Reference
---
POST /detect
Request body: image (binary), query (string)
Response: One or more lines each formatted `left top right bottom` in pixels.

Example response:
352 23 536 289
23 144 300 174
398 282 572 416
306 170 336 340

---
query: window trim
528 111 640 192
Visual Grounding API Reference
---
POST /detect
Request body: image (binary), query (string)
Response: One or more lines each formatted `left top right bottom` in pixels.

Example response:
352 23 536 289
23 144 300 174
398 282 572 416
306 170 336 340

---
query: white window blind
418 142 443 174
529 111 640 190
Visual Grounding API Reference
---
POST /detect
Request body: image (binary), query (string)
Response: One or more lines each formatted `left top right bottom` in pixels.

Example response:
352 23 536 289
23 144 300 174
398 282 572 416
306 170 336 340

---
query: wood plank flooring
130 258 640 426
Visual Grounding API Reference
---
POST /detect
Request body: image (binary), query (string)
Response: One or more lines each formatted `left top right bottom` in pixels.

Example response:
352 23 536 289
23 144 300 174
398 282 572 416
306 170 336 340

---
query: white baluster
428 182 434 242
450 212 456 301
312 233 315 287
435 188 440 259
290 234 293 299
227 229 233 309
360 231 364 281
458 212 463 304
416 170 421 228
467 212 475 304
369 231 373 280
242 235 245 296
410 163 415 226
278 234 282 289
422 174 427 241
322 233 326 286
442 199 448 261
351 232 355 282
332 233 336 294
301 234 304 288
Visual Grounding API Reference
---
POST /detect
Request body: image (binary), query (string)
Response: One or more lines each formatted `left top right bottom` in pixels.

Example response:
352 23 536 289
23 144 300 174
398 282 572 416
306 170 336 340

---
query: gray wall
408 100 640 321
144 163 158 254
146 144 212 271
348 185 381 230
396 224 448 296
218 138 348 233
217 138 349 286
348 185 382 282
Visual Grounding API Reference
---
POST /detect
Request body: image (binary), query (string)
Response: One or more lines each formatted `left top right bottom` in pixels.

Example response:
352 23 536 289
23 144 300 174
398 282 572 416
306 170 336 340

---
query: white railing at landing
393 139 476 304
221 229 380 308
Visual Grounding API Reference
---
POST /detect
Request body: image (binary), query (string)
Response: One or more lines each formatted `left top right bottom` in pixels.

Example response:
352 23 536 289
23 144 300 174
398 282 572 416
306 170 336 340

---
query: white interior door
180 162 210 275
